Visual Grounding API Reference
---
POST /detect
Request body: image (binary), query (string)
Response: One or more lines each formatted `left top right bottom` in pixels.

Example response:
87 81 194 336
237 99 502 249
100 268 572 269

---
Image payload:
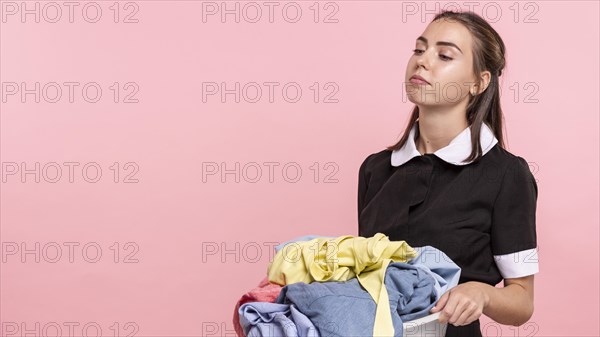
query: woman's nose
416 50 429 69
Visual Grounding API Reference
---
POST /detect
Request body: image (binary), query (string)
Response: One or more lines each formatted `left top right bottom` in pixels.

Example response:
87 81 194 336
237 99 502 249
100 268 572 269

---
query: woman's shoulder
359 145 534 178
359 148 393 170
490 144 527 163
486 144 536 186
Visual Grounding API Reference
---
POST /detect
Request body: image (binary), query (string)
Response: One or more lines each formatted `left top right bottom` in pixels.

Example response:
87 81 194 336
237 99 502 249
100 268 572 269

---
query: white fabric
391 120 499 167
494 248 539 278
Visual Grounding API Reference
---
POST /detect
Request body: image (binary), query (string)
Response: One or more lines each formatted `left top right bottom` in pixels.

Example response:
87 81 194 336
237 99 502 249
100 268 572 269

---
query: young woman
357 11 539 337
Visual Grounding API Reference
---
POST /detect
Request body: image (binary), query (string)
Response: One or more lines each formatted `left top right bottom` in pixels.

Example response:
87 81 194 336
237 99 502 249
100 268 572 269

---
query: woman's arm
431 155 539 326
431 275 535 327
481 275 535 326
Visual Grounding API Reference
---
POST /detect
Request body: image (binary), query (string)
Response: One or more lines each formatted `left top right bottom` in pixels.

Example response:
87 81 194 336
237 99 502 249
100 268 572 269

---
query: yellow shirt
267 232 418 337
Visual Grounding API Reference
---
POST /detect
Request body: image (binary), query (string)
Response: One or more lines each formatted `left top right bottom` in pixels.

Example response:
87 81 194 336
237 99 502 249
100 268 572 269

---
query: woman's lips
409 77 430 85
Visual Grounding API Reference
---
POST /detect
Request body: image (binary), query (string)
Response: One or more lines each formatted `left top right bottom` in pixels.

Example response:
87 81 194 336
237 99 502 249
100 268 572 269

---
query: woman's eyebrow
416 36 463 54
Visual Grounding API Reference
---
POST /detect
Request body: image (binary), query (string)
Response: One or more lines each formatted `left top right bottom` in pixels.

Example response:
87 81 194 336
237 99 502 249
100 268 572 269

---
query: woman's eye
413 49 452 61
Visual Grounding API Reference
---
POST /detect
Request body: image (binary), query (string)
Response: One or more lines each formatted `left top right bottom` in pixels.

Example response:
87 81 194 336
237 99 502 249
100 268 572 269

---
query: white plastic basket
403 312 447 337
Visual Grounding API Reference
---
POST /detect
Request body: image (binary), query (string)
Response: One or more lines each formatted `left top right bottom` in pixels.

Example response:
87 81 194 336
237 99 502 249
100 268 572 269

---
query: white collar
391 121 499 167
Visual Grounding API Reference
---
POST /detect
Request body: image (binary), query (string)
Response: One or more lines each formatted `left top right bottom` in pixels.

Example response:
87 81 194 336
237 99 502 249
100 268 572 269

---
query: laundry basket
403 312 447 337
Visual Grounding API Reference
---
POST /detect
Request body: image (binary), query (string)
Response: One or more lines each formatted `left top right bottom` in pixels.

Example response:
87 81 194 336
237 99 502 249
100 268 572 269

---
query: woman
357 10 539 337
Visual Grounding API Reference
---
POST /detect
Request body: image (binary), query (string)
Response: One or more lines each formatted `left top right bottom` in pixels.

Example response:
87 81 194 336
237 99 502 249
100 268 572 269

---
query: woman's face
404 19 477 107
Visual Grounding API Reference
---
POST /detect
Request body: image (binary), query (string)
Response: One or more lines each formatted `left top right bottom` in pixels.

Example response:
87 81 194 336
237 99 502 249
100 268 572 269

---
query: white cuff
493 247 539 278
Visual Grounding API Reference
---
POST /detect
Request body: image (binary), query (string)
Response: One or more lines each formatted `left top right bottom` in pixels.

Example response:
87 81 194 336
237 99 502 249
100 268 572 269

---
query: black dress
357 144 538 337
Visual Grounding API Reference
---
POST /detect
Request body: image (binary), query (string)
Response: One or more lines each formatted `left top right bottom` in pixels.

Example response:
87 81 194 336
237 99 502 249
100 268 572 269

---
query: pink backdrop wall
1 1 598 336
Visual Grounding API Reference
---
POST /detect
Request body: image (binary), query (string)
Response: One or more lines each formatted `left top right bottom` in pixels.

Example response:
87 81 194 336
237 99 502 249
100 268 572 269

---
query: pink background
1 1 598 336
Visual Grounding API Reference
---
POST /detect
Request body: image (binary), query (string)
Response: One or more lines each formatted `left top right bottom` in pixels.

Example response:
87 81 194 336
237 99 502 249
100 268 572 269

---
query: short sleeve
491 156 539 279
357 154 372 235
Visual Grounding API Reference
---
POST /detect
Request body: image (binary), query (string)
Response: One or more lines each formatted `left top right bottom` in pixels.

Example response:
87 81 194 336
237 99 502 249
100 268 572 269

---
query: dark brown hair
387 10 507 164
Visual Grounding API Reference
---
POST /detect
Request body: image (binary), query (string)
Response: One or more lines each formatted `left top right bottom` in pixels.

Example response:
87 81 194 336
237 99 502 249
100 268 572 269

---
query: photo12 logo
1 2 140 23
201 161 340 184
201 82 339 103
1 82 140 104
1 321 139 337
1 162 140 184
1 241 140 263
201 2 340 23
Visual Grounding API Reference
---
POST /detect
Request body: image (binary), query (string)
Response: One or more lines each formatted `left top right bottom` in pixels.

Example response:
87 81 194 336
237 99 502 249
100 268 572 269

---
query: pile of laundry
232 233 461 337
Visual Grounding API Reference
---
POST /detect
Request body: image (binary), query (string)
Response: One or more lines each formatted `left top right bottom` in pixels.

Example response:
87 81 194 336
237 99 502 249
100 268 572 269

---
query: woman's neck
415 109 469 155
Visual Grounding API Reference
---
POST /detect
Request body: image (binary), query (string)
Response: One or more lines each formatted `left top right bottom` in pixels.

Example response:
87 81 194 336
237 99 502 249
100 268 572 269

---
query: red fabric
233 276 284 337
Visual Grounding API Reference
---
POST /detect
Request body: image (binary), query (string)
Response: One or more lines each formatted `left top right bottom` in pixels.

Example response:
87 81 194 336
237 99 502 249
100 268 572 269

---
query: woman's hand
430 281 491 326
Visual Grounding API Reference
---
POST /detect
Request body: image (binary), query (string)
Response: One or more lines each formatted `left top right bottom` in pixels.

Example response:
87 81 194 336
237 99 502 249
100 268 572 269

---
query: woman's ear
477 70 492 94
